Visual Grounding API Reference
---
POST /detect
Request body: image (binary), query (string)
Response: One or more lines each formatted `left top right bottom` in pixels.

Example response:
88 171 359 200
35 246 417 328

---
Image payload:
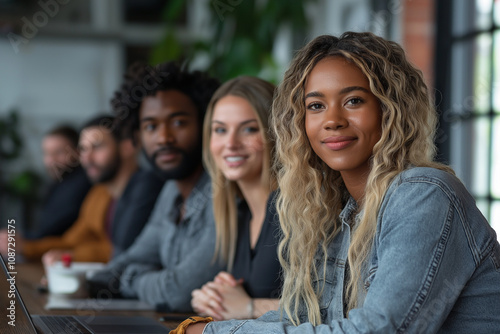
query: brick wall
402 0 435 87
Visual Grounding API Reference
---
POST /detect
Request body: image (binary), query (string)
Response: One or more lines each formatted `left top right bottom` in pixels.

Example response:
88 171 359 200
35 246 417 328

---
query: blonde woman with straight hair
176 32 500 334
190 76 281 321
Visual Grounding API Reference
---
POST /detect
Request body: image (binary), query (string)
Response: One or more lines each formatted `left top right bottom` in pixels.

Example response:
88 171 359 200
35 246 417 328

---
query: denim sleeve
205 180 473 333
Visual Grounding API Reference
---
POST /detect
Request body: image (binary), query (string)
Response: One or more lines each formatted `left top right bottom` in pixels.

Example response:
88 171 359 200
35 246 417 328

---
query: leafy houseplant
150 0 318 83
0 110 42 226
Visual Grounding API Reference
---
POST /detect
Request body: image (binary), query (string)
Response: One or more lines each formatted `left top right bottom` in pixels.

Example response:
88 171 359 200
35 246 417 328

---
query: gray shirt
104 171 225 312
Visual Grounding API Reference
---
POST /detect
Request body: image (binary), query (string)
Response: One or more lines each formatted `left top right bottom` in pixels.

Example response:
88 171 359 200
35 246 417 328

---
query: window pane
495 0 500 26
450 41 471 116
449 121 468 185
474 34 492 114
492 117 500 198
491 201 500 241
475 0 493 29
453 0 492 35
476 199 490 222
471 118 491 197
494 31 500 113
450 35 491 118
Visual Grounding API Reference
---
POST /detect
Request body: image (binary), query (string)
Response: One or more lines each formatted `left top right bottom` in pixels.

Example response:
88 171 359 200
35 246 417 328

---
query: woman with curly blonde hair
179 32 500 334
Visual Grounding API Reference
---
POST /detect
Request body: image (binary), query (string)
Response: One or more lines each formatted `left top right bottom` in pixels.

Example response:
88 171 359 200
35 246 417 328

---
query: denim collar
339 196 360 229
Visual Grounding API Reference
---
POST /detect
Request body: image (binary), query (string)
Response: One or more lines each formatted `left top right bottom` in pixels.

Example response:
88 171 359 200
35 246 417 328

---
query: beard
96 160 120 183
142 144 202 181
84 153 121 184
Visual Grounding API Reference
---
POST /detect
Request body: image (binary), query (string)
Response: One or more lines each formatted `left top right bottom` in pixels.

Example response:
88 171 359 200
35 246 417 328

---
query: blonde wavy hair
203 76 277 271
272 32 453 325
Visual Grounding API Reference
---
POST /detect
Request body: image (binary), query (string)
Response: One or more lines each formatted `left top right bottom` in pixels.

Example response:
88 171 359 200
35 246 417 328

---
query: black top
111 169 165 258
232 192 282 299
25 166 92 240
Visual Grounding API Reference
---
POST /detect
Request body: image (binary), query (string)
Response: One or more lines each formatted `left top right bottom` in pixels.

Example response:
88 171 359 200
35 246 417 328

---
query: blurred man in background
24 125 91 240
0 115 164 264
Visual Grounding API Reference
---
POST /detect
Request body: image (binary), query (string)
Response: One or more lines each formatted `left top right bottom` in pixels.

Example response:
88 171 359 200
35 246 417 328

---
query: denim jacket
204 167 500 333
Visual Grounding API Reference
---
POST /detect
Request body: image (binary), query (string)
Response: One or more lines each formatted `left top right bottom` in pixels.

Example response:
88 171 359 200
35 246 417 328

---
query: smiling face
304 56 382 177
209 95 265 184
139 89 202 180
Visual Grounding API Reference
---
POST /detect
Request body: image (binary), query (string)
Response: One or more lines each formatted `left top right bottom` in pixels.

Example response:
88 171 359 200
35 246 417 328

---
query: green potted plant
0 110 42 226
151 0 318 83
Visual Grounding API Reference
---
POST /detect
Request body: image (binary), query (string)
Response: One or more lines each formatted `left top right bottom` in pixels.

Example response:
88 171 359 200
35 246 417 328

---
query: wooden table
1 262 190 333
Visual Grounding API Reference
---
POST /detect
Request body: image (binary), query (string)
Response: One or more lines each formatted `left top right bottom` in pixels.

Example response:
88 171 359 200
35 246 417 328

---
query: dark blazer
233 192 282 298
26 166 91 239
111 169 165 258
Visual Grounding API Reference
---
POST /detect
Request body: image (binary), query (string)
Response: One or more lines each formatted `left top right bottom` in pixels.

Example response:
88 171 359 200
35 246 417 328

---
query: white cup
47 262 106 298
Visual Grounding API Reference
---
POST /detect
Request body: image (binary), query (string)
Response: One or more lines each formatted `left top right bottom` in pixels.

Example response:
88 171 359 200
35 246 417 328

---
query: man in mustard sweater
0 115 164 264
